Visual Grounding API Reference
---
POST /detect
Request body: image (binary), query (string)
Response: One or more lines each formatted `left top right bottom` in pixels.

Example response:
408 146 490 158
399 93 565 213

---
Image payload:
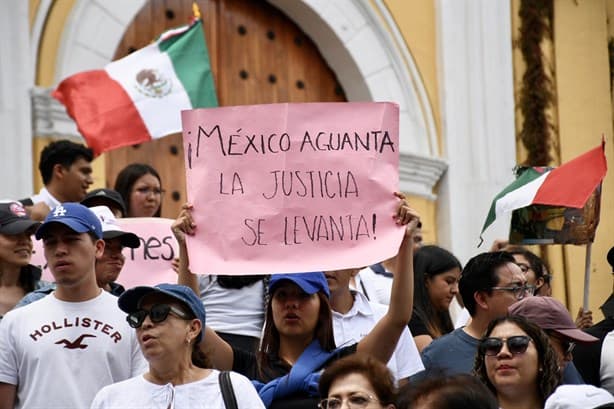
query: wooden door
107 0 346 218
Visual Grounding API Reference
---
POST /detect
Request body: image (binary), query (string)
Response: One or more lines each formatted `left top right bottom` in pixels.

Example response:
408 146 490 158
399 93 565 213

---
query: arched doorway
106 0 346 218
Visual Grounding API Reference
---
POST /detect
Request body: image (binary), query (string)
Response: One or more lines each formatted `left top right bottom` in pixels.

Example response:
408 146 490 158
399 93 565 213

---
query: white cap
88 206 140 248
545 385 614 409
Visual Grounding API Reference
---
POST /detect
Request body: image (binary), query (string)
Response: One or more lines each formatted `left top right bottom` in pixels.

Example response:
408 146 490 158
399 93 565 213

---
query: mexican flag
480 142 607 240
53 19 217 155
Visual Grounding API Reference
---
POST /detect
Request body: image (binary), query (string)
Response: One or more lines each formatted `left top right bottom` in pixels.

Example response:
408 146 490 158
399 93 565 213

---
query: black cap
81 189 127 217
0 202 41 235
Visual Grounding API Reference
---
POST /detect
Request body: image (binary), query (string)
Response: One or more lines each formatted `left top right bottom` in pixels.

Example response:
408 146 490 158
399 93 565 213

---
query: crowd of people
0 139 613 409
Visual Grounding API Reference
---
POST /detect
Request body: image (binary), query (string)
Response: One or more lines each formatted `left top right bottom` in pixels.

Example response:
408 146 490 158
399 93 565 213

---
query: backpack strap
219 371 238 409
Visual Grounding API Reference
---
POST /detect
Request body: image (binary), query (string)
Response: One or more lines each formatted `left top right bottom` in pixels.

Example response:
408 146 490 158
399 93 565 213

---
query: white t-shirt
601 329 614 395
0 291 146 409
356 266 392 305
332 291 424 381
91 369 265 409
197 275 264 338
29 187 61 209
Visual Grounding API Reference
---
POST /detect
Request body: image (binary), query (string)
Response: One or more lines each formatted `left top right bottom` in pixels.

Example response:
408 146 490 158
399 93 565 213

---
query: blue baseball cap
35 202 102 240
118 283 206 343
269 272 330 298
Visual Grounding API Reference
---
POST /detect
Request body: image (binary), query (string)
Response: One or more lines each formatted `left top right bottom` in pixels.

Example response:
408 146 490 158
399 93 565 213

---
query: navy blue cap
269 272 330 298
118 283 206 343
35 203 102 240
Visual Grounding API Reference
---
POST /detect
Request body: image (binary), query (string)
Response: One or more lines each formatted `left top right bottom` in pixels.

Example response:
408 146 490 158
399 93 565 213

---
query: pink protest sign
181 102 403 275
33 218 179 288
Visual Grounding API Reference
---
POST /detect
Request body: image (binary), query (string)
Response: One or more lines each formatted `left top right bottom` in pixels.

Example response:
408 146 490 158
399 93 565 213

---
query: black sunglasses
480 335 533 356
126 304 192 328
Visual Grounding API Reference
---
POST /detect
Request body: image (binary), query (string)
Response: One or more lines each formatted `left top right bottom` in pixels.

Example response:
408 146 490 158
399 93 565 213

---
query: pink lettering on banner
181 102 403 275
32 218 179 287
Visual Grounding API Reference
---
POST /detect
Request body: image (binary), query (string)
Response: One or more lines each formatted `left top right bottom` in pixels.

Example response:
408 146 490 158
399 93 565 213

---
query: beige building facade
0 0 611 318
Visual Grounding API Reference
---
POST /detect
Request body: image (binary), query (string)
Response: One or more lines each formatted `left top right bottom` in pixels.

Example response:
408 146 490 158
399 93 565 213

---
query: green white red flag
480 142 607 241
52 19 217 155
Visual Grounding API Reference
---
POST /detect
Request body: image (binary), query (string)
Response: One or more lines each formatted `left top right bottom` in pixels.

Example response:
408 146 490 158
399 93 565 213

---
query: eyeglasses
490 284 536 300
318 393 380 409
480 335 533 356
134 187 165 196
126 304 192 328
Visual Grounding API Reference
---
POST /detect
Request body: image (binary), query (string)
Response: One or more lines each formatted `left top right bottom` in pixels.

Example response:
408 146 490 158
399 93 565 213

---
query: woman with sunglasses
473 315 560 409
318 354 396 409
173 194 419 408
90 283 265 409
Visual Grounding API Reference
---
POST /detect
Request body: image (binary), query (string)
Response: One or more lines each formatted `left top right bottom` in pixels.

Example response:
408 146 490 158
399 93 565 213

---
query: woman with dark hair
173 195 419 408
473 315 561 409
408 245 462 352
113 163 163 217
396 373 498 409
90 283 264 408
318 354 396 409
0 202 47 319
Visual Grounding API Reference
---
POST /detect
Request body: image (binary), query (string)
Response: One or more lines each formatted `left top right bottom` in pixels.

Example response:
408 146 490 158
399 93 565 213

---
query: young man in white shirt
0 203 145 409
21 140 94 218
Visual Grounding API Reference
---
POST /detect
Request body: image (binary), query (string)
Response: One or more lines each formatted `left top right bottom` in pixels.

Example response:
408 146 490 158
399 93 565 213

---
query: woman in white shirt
90 283 264 409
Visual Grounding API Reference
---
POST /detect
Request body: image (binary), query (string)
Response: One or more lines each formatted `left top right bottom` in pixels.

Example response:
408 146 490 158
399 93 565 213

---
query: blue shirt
418 327 479 377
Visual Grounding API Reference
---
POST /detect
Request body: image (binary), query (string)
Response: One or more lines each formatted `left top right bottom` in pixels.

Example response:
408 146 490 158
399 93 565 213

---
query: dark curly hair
473 315 560 405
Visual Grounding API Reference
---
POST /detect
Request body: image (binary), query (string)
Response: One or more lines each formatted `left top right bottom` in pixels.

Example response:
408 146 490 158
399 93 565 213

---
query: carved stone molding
399 152 447 200
31 86 81 141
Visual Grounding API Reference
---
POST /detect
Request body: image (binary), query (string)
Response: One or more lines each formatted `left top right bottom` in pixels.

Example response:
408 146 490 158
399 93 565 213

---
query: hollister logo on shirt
55 334 96 349
29 317 123 344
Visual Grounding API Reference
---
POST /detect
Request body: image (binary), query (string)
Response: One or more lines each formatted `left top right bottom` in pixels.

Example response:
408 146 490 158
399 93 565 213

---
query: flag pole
192 2 201 19
583 242 592 311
